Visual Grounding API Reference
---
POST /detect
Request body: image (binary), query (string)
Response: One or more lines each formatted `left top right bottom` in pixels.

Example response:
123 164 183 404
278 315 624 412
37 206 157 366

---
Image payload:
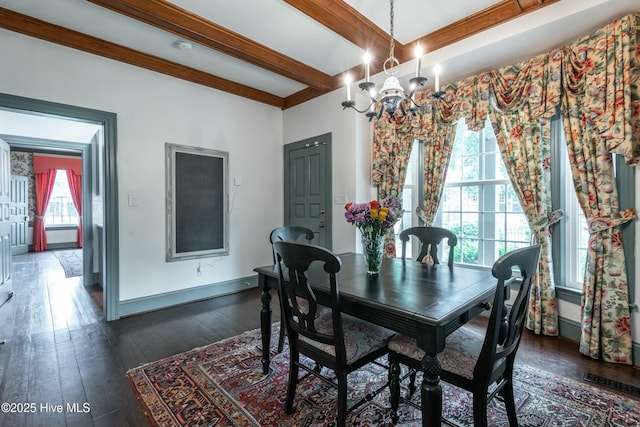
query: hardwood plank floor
0 251 637 426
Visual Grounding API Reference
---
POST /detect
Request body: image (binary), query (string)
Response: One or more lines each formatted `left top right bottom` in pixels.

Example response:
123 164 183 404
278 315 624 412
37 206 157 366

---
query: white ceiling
0 110 101 144
1 0 639 104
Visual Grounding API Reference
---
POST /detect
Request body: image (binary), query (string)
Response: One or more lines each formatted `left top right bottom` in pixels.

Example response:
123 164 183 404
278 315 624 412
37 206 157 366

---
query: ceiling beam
88 0 335 91
0 7 284 108
284 0 407 82
413 0 560 57
284 0 559 109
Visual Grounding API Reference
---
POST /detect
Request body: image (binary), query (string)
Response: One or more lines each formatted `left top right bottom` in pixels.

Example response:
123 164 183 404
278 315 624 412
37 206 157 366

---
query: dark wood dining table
254 253 496 427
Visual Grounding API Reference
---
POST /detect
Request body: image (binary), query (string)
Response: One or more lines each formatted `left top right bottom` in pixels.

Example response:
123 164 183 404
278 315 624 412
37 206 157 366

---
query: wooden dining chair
399 226 458 267
269 226 315 351
269 226 315 262
273 241 394 427
387 244 542 426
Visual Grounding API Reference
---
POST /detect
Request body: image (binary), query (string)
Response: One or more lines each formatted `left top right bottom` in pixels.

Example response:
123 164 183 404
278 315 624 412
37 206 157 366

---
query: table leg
421 353 442 427
260 286 272 375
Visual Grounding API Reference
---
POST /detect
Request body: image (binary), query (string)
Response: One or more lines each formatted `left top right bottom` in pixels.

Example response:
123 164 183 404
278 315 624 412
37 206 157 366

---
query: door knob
319 222 325 228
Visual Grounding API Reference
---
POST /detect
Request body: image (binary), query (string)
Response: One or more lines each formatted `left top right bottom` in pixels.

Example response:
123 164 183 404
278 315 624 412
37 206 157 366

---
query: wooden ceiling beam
88 0 335 91
412 0 560 56
284 0 407 82
0 7 284 108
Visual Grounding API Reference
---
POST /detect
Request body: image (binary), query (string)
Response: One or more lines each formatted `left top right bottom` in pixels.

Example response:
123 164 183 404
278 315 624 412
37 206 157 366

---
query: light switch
128 193 138 207
234 176 243 186
334 194 347 205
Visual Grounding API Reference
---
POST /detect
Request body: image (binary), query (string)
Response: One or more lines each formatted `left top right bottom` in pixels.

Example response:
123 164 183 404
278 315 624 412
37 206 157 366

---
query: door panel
10 175 28 255
285 134 331 249
0 137 12 302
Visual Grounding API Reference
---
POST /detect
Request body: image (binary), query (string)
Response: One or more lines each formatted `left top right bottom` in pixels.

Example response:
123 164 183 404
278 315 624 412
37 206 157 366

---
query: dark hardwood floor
0 251 637 426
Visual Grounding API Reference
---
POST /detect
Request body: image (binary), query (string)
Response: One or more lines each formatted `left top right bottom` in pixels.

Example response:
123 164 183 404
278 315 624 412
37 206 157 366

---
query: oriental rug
127 325 640 426
54 249 83 278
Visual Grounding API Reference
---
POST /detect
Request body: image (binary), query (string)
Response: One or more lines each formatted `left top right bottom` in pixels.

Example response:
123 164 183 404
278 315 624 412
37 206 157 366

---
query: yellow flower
379 207 389 221
370 208 379 219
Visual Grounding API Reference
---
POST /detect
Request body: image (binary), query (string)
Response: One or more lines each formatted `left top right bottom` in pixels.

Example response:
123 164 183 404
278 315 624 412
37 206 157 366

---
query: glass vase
361 231 384 275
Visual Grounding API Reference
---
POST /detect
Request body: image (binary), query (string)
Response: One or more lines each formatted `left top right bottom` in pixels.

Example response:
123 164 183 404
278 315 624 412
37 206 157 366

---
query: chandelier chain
389 0 395 61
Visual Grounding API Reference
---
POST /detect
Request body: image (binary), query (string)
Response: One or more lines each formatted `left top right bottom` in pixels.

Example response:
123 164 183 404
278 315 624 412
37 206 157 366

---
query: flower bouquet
344 196 402 274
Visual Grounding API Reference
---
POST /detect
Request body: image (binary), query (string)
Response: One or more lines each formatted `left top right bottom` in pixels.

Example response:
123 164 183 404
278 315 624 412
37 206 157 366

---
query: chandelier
341 0 443 121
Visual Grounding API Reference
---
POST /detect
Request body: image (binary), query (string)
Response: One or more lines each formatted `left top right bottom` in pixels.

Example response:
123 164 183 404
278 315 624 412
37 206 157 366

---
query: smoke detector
175 40 193 51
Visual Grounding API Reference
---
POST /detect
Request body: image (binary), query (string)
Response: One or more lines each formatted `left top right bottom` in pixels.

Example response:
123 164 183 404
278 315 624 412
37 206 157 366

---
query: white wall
0 29 283 301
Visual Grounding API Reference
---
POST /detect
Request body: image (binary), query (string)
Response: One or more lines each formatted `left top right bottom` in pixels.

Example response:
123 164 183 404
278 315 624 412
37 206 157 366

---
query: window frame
433 118 531 268
44 169 79 228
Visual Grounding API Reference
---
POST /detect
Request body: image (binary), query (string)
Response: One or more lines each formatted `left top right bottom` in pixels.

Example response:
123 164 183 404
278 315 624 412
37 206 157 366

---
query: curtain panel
370 13 639 361
66 170 82 248
32 169 56 252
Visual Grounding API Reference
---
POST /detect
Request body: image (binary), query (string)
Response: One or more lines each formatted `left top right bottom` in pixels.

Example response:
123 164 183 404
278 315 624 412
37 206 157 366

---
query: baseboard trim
558 316 640 367
43 243 80 251
118 275 258 317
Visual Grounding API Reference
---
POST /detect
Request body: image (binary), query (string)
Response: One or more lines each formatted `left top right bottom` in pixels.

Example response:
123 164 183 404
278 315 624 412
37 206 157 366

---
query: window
556 130 590 289
433 118 530 267
45 170 78 226
397 114 633 297
394 146 421 258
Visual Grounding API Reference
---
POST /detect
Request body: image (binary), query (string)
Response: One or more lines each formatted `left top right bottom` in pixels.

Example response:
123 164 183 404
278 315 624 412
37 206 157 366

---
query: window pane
462 186 479 211
45 170 78 226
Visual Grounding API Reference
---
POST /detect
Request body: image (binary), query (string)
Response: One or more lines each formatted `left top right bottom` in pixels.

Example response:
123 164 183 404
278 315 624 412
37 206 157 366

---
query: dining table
254 252 496 427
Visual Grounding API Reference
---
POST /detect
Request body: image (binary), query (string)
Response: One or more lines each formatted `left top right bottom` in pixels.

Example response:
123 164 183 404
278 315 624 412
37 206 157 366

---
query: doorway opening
0 93 119 320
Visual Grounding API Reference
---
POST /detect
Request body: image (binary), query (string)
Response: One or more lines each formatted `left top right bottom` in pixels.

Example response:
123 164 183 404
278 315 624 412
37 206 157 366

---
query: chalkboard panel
166 143 228 261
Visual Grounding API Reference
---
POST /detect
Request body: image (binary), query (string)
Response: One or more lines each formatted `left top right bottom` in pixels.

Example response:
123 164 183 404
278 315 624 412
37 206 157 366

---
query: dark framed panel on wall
165 143 229 262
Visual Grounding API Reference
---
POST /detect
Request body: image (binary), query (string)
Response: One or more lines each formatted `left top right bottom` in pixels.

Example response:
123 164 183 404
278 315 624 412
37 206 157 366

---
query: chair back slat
270 226 315 263
399 226 458 267
475 244 542 382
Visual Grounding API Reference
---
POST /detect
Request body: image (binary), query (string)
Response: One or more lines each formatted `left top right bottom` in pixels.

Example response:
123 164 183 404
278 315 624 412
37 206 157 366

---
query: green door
284 133 331 249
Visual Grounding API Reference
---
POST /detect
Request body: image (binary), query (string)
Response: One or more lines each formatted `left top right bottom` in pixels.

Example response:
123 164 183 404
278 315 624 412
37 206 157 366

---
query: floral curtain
563 14 638 364
66 170 82 248
489 106 561 336
370 13 639 359
372 115 415 257
32 169 56 252
561 19 638 361
413 106 457 226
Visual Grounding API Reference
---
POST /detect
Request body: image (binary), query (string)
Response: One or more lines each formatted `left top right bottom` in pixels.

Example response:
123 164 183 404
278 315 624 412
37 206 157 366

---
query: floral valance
372 12 640 180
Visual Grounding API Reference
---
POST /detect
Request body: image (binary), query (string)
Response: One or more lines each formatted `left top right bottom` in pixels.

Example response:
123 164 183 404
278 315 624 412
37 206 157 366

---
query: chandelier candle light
341 0 444 121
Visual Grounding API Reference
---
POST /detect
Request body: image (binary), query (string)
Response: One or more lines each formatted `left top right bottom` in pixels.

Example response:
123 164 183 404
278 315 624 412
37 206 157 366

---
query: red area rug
127 325 640 426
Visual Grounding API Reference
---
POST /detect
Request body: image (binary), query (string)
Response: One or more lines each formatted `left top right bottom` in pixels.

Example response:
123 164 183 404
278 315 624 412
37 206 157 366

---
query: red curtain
66 170 83 248
32 169 57 252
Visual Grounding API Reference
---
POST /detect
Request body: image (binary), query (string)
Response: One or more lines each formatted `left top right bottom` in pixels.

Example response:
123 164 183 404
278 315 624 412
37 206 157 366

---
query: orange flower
370 200 380 210
344 202 352 210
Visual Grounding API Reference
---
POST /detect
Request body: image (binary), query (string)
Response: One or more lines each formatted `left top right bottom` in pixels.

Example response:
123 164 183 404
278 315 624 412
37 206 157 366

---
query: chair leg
472 390 489 427
503 378 518 426
408 369 417 397
388 353 401 424
285 349 299 413
277 319 286 352
336 369 348 427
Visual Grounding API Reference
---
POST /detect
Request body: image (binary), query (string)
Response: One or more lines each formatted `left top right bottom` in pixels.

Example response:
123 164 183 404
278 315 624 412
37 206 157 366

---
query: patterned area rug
54 249 82 278
127 326 640 426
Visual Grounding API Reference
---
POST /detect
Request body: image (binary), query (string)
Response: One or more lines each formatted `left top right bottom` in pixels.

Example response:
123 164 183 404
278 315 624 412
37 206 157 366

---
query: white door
10 175 28 255
0 137 12 303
